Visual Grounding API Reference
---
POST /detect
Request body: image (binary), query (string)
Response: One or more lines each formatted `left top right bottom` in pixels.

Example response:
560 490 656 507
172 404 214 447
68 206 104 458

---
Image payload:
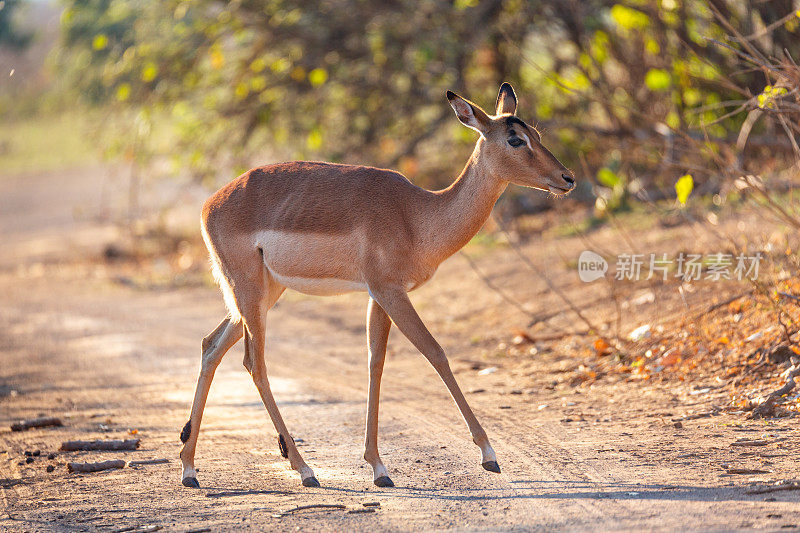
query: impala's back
201 161 434 299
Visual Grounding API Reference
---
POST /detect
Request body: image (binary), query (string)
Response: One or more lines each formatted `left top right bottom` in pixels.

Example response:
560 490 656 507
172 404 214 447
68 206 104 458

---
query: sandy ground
1 166 799 532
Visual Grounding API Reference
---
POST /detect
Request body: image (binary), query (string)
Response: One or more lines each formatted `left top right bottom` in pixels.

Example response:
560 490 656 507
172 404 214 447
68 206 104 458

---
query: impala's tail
201 220 241 323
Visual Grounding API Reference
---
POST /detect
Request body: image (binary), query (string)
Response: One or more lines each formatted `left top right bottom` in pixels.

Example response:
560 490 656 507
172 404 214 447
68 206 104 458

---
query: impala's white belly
268 273 368 295
253 229 369 296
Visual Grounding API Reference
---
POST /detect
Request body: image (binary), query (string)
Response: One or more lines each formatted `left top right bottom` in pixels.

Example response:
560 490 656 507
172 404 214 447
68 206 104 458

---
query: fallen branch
60 439 140 451
749 356 800 419
730 440 770 447
745 480 800 495
206 489 291 498
672 410 718 422
68 459 127 473
111 526 162 533
273 504 346 517
128 458 169 466
725 468 771 474
10 417 63 432
778 291 800 305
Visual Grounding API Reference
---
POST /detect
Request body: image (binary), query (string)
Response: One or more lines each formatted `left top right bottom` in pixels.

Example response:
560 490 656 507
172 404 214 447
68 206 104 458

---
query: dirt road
1 167 798 531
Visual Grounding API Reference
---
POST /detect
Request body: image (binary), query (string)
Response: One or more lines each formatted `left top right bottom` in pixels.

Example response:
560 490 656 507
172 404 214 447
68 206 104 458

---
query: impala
179 83 575 489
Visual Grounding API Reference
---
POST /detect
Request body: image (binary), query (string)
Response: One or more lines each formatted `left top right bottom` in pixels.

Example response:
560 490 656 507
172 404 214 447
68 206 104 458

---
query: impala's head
446 83 575 195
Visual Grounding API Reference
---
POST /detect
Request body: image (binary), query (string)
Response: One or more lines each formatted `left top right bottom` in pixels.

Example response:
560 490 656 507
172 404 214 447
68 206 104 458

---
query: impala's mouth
547 184 573 195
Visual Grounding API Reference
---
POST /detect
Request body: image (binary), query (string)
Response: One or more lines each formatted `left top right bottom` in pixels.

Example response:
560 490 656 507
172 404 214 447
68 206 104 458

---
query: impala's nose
562 174 575 187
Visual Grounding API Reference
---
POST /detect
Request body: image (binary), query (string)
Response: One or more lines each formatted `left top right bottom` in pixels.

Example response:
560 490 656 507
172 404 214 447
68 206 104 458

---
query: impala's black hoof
482 461 501 473
302 476 320 487
182 476 200 488
374 475 394 487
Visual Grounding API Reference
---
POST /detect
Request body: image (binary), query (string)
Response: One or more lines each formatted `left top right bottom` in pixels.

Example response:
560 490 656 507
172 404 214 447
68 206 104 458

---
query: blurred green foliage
52 0 800 192
0 0 32 48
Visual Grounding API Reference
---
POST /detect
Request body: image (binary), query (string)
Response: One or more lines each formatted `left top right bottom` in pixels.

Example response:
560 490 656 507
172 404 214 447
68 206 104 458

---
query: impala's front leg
364 298 394 487
369 285 500 474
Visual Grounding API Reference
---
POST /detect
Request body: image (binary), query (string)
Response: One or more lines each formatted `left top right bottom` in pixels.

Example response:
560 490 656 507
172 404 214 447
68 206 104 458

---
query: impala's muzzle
547 172 576 195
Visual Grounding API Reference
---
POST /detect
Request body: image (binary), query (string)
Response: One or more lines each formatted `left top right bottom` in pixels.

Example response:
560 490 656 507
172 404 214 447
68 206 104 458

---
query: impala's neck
423 140 508 265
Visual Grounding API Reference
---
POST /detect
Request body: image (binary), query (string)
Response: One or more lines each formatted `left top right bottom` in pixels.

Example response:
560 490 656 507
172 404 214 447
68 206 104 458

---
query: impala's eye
508 137 525 147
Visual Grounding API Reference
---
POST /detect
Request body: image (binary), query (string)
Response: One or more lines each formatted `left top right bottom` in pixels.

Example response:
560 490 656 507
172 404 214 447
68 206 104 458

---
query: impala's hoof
482 461 501 473
302 476 320 487
374 475 394 488
182 476 200 488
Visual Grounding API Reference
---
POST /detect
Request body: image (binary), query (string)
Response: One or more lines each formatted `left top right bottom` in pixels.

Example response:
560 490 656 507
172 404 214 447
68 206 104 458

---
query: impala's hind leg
238 274 318 487
180 316 243 488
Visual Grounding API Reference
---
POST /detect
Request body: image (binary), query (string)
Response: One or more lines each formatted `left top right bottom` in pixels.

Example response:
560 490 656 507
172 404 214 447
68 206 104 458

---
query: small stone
46 465 55 473
48 453 56 460
25 457 34 464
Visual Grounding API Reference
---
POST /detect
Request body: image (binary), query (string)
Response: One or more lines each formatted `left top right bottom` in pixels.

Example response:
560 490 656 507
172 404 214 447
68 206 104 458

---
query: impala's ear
495 82 517 115
446 90 490 134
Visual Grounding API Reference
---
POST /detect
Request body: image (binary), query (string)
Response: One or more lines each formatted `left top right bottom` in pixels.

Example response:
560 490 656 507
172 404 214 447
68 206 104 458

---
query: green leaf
115 83 130 102
306 128 322 150
141 62 158 82
644 69 671 91
597 167 620 188
454 0 479 9
249 57 266 73
308 68 328 87
610 5 650 30
675 174 693 205
234 82 249 99
757 85 787 110
92 34 108 51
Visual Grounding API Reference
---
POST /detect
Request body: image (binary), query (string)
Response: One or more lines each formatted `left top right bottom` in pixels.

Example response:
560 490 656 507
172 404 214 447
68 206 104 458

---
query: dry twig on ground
274 504 347 517
67 459 127 473
10 416 63 431
128 458 169 466
60 439 140 451
745 480 800 495
749 356 800 418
